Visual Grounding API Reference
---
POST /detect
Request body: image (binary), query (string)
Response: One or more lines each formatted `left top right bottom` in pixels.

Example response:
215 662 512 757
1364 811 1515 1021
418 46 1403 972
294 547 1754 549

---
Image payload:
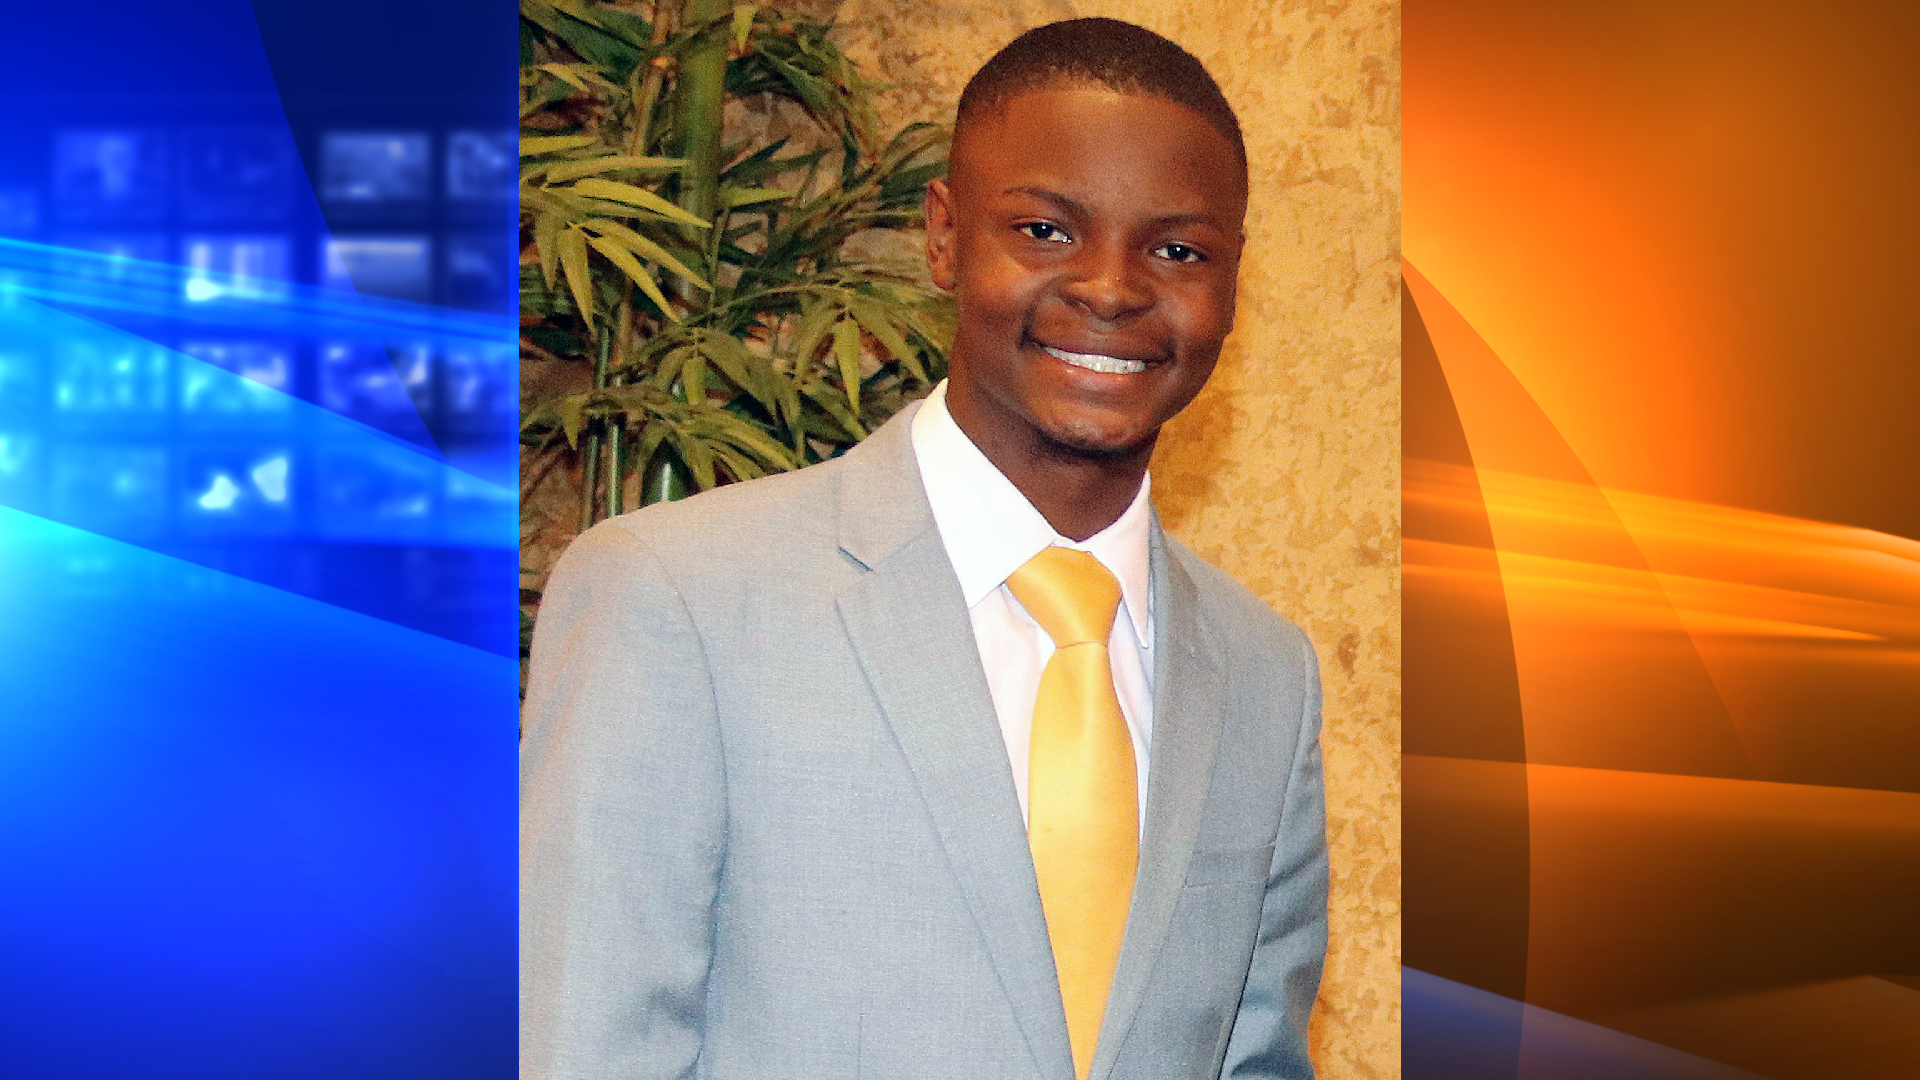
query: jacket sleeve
1221 631 1330 1079
520 522 725 1080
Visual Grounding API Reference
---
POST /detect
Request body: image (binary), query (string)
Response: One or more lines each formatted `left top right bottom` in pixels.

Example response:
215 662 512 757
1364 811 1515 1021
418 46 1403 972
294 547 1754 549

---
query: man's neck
959 422 1152 542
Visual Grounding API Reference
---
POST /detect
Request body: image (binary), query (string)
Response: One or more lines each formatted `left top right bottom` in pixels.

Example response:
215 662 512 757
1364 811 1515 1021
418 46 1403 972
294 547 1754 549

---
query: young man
521 18 1328 1080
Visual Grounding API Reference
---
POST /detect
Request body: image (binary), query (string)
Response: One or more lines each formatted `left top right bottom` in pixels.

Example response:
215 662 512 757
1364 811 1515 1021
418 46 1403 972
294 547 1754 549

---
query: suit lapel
1090 521 1227 1080
832 409 1077 1080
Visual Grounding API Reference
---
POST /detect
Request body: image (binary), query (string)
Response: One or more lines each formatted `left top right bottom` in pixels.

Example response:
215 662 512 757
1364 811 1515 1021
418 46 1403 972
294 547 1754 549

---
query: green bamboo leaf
731 338 789 418
522 0 642 75
900 295 956 342
717 185 793 209
617 332 677 381
554 194 692 222
676 432 718 490
557 226 594 329
788 295 839 366
580 218 711 290
718 138 787 180
798 376 866 439
700 334 774 413
520 88 568 121
522 134 598 155
837 122 864 187
832 317 864 418
597 382 648 406
648 345 686 391
774 370 803 442
534 210 564 290
845 295 925 382
518 186 561 215
566 178 711 227
539 154 686 183
878 160 946 202
764 55 840 129
681 347 708 403
721 145 826 186
585 232 678 323
634 418 671 476
556 394 587 447
790 410 849 449
685 408 737 441
731 4 759 50
713 444 765 481
535 0 605 28
535 63 609 94
714 413 795 469
881 120 944 153
731 437 785 476
566 1 653 47
700 437 747 479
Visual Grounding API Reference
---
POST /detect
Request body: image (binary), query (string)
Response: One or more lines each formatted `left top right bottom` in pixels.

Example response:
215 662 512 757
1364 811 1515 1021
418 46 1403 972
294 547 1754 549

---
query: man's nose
1058 242 1152 323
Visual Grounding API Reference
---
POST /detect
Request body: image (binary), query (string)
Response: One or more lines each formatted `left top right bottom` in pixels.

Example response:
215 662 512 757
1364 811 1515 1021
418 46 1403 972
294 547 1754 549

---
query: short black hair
956 18 1246 170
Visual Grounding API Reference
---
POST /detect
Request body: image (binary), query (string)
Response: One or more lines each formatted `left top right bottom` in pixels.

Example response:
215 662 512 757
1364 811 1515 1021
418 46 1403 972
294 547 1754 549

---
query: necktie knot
1006 546 1122 649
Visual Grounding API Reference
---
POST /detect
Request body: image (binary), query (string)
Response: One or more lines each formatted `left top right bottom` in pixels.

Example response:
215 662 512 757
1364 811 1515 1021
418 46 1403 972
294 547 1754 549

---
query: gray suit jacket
521 404 1328 1080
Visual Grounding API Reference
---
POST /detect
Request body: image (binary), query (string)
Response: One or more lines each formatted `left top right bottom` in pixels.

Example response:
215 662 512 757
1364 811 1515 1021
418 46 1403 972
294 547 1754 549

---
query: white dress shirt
910 381 1155 825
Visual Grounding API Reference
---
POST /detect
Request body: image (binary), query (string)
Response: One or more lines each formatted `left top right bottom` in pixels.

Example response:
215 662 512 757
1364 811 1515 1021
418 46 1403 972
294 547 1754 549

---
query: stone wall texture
825 1 1402 1074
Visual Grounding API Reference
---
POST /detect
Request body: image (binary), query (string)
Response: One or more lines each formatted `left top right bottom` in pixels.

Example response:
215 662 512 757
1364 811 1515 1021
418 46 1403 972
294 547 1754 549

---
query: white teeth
1042 345 1148 374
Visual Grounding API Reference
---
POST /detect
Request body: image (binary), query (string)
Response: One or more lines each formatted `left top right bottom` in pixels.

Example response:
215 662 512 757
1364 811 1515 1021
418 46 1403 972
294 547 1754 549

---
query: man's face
926 85 1247 464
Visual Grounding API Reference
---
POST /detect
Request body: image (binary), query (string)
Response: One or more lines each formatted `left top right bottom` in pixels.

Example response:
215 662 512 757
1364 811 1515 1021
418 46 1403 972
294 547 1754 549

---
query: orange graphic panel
1404 5 1920 1074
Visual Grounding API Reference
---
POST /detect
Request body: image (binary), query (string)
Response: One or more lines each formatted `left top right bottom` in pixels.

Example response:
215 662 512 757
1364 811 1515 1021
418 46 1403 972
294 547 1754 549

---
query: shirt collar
911 380 1154 644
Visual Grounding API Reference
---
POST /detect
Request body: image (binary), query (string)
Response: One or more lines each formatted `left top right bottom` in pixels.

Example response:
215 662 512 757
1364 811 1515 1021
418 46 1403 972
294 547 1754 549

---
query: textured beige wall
828 2 1402 1075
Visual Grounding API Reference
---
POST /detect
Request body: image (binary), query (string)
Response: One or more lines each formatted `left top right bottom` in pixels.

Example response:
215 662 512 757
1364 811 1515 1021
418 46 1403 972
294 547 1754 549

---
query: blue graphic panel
0 0 516 1075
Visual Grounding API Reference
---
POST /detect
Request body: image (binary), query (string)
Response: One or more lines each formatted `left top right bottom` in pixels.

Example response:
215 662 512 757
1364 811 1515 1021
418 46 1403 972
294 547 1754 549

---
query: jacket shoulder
1163 532 1316 665
565 453 853 583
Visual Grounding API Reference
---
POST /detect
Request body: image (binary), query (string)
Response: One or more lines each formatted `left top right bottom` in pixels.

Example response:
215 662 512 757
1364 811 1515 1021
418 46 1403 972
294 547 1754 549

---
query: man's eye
1155 242 1205 264
1017 221 1071 243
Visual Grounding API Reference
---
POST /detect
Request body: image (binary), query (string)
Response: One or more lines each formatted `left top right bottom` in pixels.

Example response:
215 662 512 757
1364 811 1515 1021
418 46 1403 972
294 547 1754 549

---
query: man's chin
1037 417 1158 463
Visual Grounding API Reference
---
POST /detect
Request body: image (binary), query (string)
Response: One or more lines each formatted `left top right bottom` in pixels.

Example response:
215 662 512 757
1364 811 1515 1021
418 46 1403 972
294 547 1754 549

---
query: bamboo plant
519 0 951 668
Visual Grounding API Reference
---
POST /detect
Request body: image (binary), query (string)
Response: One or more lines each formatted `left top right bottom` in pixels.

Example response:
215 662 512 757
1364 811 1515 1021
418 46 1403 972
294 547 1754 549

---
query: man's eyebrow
1004 186 1088 218
1152 211 1221 228
1002 186 1224 229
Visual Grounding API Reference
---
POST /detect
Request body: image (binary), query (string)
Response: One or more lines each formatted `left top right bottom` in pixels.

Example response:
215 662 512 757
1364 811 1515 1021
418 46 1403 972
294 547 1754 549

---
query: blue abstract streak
1404 968 1771 1080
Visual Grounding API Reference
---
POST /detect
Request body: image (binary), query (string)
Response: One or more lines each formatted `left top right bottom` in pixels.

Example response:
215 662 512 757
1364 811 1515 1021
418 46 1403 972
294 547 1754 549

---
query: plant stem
606 293 631 519
578 323 615 532
641 449 689 505
636 0 728 508
629 3 672 156
606 418 626 517
611 6 674 517
678 0 729 239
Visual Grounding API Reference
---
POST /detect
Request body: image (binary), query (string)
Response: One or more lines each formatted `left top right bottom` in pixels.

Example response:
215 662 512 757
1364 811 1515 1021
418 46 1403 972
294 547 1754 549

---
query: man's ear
924 178 957 290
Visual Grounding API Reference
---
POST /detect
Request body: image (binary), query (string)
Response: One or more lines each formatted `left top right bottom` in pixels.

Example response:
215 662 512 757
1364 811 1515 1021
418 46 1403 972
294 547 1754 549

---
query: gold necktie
1006 546 1138 1080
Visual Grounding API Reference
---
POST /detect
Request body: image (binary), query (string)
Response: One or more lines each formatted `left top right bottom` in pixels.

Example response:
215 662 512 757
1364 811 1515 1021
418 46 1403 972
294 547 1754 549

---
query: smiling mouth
1040 344 1150 375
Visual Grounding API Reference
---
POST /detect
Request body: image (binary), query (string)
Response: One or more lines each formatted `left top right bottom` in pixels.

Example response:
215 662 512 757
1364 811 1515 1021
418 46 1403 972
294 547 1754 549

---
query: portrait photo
519 2 1397 1078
